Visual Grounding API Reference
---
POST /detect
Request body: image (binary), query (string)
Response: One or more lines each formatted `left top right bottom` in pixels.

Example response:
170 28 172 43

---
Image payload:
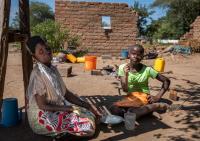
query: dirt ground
0 49 200 141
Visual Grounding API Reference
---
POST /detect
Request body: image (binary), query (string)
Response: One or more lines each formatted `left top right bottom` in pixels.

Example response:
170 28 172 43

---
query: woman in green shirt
111 44 170 118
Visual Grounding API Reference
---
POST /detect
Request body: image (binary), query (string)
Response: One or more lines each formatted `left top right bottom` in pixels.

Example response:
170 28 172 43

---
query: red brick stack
182 16 200 40
181 16 200 53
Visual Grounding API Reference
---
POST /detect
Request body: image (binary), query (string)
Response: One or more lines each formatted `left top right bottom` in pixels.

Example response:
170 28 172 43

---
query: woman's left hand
147 95 161 104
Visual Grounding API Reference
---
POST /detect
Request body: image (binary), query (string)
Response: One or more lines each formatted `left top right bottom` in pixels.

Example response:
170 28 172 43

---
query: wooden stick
19 0 33 120
0 0 11 116
125 71 129 94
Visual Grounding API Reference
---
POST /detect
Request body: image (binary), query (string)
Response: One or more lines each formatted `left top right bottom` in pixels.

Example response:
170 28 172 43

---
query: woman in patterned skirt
26 36 101 137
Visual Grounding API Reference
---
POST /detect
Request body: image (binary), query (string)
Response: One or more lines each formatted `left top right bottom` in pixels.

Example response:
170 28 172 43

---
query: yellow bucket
77 57 85 63
66 54 77 63
154 58 165 72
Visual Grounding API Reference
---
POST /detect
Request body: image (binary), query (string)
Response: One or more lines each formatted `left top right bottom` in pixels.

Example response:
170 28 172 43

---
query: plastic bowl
100 114 124 125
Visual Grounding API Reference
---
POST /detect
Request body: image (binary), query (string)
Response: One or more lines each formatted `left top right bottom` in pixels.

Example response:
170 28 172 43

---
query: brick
55 0 138 56
182 16 200 41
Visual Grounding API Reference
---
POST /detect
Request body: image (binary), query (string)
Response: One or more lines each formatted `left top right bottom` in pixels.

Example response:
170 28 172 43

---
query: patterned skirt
28 106 96 137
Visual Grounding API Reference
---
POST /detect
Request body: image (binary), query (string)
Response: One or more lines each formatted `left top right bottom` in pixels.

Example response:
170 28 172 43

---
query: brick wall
55 0 138 56
181 16 200 52
182 16 200 41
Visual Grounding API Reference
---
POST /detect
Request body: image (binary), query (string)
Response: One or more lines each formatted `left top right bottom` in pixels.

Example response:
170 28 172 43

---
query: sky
9 0 167 25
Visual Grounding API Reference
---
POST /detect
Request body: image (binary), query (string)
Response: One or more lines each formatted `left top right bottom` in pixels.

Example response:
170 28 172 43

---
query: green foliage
10 12 20 29
146 19 162 39
74 50 88 57
10 1 54 29
151 0 173 8
67 35 81 48
30 1 54 28
150 0 200 39
10 1 81 51
147 17 179 39
32 20 69 52
131 1 154 36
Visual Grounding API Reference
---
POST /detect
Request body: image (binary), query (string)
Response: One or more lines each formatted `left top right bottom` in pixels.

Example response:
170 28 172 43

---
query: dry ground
0 49 199 141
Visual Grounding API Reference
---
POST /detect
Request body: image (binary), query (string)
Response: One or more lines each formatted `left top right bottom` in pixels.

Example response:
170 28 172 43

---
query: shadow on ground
0 95 172 141
1 76 199 141
151 77 200 141
81 95 171 141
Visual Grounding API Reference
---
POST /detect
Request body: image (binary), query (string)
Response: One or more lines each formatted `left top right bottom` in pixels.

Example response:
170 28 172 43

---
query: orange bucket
85 56 97 71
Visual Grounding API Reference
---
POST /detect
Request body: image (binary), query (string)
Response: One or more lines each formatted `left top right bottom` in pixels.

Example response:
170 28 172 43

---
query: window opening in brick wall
102 16 111 29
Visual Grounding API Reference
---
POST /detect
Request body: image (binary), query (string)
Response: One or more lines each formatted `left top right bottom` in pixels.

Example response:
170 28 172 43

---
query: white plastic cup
124 112 136 130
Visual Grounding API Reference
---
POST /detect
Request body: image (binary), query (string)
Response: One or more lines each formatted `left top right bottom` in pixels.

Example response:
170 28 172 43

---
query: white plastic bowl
100 115 124 125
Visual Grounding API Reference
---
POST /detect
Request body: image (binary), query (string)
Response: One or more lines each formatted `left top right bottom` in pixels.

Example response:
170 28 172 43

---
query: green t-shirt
118 64 158 94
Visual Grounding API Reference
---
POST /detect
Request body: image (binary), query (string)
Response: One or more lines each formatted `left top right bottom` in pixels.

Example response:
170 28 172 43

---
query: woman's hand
123 64 130 74
147 95 161 104
64 106 74 112
121 64 130 92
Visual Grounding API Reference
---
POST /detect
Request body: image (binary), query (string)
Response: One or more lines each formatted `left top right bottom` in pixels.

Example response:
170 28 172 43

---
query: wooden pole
0 0 11 115
19 0 33 112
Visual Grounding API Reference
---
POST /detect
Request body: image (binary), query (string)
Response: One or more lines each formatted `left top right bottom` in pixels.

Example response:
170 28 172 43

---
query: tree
151 0 173 8
10 12 20 29
67 35 81 49
10 1 54 29
11 2 80 51
146 18 163 39
32 20 69 52
150 0 200 39
131 1 154 36
32 20 81 52
30 1 54 28
147 17 181 40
